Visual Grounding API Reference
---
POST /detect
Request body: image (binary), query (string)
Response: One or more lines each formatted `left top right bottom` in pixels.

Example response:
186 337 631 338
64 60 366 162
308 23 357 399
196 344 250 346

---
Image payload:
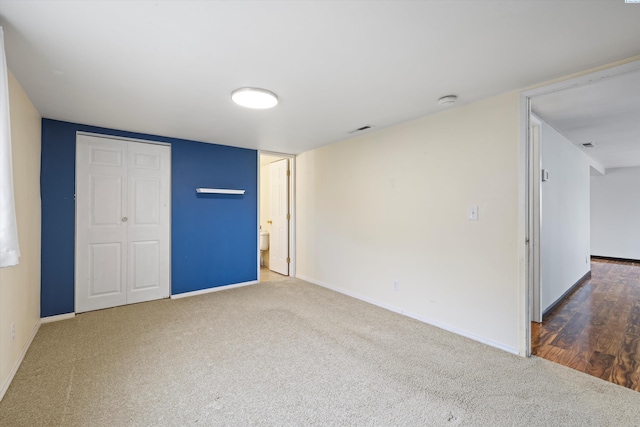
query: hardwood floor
532 258 640 392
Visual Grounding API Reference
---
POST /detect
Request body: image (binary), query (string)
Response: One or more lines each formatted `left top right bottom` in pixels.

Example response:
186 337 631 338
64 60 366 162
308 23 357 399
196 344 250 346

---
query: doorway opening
522 59 640 390
258 152 295 283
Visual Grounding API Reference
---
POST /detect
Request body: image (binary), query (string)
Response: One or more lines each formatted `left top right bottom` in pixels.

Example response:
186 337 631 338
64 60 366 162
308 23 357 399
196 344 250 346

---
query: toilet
259 231 269 267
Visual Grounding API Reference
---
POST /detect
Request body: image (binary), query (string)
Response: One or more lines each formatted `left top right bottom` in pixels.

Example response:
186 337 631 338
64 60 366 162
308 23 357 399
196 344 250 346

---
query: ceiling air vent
348 125 374 134
582 142 596 148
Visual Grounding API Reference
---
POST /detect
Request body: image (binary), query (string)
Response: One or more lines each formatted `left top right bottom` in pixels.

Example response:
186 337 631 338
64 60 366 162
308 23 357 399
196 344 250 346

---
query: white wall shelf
196 188 245 195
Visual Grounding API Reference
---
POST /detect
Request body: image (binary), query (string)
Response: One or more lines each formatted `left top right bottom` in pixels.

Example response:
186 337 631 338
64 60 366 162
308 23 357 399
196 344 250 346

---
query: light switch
469 206 478 221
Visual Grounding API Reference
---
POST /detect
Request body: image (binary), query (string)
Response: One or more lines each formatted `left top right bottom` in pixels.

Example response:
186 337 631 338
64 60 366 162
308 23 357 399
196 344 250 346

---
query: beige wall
296 92 521 352
0 70 41 398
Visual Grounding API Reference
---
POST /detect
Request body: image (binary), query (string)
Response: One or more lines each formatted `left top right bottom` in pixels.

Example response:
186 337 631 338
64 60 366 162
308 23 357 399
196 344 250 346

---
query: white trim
259 149 292 158
76 131 171 147
288 156 296 278
530 114 542 324
518 94 531 357
297 275 519 355
170 280 259 299
257 153 261 278
41 312 76 323
522 59 640 99
0 320 40 402
168 146 173 298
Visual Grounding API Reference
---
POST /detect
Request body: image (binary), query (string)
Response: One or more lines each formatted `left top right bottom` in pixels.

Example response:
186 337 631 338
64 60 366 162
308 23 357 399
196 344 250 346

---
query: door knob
122 217 128 222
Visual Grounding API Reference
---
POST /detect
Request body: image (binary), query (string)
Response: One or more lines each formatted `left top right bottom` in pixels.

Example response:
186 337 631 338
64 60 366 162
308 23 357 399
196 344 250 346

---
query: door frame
518 58 640 356
529 114 542 323
258 150 296 280
74 131 172 312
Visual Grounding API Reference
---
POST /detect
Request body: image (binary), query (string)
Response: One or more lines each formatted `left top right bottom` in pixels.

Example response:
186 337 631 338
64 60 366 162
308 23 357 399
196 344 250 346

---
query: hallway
532 259 640 391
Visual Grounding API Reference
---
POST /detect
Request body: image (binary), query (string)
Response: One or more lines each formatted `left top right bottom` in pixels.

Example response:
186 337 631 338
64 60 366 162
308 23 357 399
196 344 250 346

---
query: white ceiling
2 1 640 154
532 70 640 170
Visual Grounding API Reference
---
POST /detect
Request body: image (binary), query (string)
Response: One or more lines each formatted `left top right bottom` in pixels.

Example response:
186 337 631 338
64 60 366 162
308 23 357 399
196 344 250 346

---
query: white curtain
0 27 20 268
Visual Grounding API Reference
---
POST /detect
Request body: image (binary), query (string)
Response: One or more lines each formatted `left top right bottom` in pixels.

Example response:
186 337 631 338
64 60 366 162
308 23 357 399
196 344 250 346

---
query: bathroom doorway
259 152 295 282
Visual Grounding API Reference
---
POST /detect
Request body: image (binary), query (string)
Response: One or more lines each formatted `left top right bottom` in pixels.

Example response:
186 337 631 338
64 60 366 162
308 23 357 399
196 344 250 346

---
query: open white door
269 159 289 275
76 135 170 313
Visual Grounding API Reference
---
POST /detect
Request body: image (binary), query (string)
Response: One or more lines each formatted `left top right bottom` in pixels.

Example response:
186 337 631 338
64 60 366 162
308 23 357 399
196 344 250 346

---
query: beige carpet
1 278 639 426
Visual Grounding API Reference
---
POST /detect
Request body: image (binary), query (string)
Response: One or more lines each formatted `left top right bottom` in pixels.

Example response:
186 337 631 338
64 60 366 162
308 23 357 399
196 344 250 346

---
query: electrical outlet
393 280 400 292
10 322 15 342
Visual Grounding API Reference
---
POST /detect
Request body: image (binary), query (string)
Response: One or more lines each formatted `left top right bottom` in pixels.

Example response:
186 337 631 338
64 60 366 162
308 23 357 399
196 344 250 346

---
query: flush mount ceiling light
438 95 457 106
231 87 278 109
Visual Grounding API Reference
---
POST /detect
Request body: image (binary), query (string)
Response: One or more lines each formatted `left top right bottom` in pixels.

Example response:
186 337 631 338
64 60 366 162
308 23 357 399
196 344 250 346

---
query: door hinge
286 213 290 220
286 170 290 177
286 257 290 263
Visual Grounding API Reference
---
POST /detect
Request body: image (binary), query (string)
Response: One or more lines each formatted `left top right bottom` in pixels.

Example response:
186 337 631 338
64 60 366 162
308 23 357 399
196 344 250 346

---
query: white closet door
76 135 171 313
76 135 129 313
126 142 170 304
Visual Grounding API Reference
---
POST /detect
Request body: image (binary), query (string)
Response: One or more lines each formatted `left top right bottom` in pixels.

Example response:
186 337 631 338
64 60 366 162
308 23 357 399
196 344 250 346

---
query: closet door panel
76 135 128 313
126 142 171 304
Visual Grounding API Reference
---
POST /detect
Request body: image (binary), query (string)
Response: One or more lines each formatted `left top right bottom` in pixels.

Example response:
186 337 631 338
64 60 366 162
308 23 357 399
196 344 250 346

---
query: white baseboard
296 274 519 356
170 280 259 300
0 319 41 402
40 312 76 324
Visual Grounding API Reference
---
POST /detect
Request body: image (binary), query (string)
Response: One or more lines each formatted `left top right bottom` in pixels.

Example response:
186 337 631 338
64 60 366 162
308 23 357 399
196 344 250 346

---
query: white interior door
269 159 289 275
126 142 171 304
76 135 170 313
76 136 128 312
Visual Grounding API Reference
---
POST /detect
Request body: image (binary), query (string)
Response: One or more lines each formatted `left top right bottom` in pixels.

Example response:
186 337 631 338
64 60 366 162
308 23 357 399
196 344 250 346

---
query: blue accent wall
41 119 258 317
